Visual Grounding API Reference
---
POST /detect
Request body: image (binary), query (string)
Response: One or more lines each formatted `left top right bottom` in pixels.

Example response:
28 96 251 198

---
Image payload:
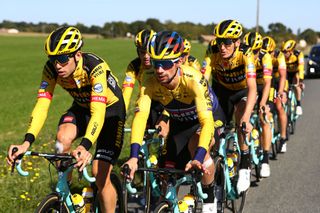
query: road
244 78 320 213
127 78 320 213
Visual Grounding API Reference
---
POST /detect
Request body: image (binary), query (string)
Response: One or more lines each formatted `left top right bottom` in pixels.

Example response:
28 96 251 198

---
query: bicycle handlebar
122 165 207 199
13 150 96 183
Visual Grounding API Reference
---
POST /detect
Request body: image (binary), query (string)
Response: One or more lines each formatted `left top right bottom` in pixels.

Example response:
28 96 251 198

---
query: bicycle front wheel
111 173 125 213
34 193 69 213
231 190 247 213
153 202 173 213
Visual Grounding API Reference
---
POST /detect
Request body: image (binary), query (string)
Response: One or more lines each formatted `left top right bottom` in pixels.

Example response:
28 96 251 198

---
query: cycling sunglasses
151 58 180 70
216 38 235 46
49 53 75 65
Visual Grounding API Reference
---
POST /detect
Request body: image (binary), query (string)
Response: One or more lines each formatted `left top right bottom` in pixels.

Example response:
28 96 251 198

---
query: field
0 35 206 212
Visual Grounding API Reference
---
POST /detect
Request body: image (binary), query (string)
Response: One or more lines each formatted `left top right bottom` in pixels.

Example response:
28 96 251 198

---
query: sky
1 0 319 34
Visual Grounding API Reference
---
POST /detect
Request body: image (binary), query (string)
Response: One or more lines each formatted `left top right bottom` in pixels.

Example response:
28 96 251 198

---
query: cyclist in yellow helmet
281 39 304 116
181 38 201 71
123 30 226 212
262 36 289 153
244 31 273 177
6 26 126 213
202 19 257 193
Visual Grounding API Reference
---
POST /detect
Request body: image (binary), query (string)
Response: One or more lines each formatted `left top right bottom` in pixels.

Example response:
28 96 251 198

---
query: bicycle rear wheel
34 193 68 213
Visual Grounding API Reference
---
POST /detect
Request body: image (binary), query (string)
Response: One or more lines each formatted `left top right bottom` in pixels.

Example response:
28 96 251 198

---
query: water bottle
183 194 195 213
82 186 94 213
227 156 235 178
178 200 188 213
71 193 85 213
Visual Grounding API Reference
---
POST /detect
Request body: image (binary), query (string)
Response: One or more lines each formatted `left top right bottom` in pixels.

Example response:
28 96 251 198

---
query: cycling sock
297 101 301 106
202 181 215 203
262 151 269 164
240 150 251 169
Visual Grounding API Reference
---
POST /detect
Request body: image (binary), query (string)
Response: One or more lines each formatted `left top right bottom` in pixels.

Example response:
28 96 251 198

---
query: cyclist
181 38 201 71
6 26 125 213
122 29 167 132
202 19 257 192
123 31 225 212
262 36 288 153
281 39 304 115
243 32 273 177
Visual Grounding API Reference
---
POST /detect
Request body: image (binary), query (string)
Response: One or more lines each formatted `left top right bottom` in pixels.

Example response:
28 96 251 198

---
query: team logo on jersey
93 83 103 93
125 76 132 82
40 81 49 89
108 75 116 89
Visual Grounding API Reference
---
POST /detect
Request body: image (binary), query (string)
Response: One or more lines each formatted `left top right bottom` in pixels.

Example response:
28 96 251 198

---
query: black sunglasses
49 53 75 65
216 38 236 46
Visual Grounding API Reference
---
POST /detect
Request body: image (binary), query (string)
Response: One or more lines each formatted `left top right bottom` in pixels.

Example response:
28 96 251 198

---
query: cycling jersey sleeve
191 78 215 153
262 53 273 79
26 64 56 143
298 52 305 80
81 63 109 149
201 56 212 80
122 63 137 112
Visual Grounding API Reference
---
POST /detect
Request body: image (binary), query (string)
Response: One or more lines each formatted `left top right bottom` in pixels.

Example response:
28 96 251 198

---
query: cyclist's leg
56 104 88 153
294 72 303 114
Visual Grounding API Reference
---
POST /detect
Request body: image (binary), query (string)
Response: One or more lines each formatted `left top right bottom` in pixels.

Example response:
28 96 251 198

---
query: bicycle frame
16 151 95 212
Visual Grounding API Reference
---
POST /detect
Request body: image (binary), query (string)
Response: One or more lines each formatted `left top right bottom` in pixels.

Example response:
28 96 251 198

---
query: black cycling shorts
58 100 126 165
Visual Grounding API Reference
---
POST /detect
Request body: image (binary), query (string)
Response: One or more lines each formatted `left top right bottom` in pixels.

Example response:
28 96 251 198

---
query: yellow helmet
147 31 184 60
262 36 276 52
281 39 296 52
182 38 191 54
134 29 156 50
45 26 83 56
214 20 243 39
243 32 263 50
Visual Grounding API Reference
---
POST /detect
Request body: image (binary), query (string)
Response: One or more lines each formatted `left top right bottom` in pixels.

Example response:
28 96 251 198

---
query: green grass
0 35 206 212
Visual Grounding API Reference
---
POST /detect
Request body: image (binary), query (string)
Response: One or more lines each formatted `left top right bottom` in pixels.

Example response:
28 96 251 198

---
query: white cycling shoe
260 163 271 178
202 200 217 213
296 106 303 115
280 142 287 153
237 169 251 193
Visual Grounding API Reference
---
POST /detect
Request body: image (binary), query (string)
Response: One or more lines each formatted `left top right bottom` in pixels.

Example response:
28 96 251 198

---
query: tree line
1 19 319 45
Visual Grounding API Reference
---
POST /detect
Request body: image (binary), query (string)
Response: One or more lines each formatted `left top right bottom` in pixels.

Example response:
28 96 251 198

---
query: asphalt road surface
126 78 320 213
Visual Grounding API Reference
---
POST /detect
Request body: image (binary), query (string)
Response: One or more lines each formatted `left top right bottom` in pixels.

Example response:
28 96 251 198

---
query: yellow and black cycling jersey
254 50 273 85
202 46 256 90
27 52 121 146
131 64 217 152
122 57 154 112
285 49 304 79
183 55 201 71
272 50 287 79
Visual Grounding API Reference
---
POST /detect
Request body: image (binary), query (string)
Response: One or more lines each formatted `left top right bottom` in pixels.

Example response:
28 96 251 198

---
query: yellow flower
20 195 26 199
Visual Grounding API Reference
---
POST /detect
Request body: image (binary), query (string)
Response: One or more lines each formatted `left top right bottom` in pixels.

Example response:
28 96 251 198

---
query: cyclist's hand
121 158 138 181
72 145 92 172
185 160 203 173
240 119 253 134
6 142 29 166
156 121 169 138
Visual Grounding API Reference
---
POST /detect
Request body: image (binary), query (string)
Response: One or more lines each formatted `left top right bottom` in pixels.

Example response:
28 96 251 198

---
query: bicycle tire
214 156 226 213
271 141 278 160
153 201 173 213
110 173 125 213
144 172 152 213
231 190 247 213
34 193 69 213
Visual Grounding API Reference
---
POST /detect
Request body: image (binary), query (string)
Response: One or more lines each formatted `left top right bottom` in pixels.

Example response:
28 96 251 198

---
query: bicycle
287 84 299 135
11 148 124 213
212 123 247 213
123 165 207 213
123 127 164 213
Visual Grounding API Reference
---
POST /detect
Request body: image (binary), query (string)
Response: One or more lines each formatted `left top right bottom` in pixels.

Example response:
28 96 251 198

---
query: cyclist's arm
277 53 287 94
192 77 215 163
80 63 109 150
259 53 273 107
25 64 56 145
243 55 257 121
130 86 152 158
298 52 305 81
122 63 137 112
201 56 212 80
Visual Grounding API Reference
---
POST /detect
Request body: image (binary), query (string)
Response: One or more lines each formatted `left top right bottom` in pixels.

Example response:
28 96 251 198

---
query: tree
298 29 318 45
